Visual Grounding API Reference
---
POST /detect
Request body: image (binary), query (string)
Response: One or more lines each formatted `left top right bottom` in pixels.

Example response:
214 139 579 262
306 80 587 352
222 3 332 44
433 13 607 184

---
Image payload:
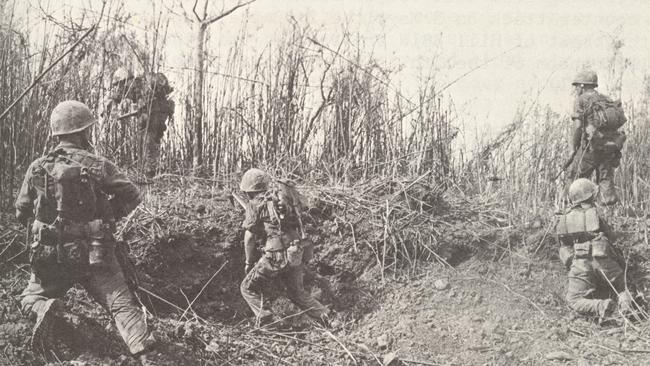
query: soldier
15 100 163 365
569 70 627 205
556 178 633 322
106 67 174 178
238 168 330 328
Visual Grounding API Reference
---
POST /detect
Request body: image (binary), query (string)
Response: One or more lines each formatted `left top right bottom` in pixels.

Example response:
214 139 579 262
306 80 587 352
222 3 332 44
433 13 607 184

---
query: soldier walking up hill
569 70 627 205
105 67 174 178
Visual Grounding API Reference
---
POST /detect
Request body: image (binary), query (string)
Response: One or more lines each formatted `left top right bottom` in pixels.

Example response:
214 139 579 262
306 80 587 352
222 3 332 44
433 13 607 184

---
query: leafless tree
180 0 256 172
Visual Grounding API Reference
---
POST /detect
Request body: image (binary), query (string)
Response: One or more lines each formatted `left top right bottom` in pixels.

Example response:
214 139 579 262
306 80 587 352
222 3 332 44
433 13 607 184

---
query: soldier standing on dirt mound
15 101 164 365
237 168 331 328
556 178 634 322
105 67 174 179
568 70 627 205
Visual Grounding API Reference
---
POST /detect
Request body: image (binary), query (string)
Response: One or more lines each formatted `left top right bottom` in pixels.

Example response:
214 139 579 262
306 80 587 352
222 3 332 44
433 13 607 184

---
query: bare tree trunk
192 23 207 171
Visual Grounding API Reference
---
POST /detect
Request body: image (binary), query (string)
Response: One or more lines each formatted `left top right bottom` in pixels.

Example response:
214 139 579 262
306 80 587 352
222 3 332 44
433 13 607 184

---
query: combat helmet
568 178 599 204
572 70 598 87
240 168 271 192
112 67 134 85
50 100 96 136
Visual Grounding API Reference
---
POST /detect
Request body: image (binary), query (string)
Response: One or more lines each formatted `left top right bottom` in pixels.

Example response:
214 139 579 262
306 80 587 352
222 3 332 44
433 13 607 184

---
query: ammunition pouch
264 249 288 271
32 219 114 269
29 241 57 269
286 240 304 267
574 242 591 259
591 234 609 258
588 129 626 152
572 235 611 260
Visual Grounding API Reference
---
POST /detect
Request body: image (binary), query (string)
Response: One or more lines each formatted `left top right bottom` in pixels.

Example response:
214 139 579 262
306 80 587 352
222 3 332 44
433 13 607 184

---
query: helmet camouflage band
240 168 271 192
568 178 599 204
572 70 598 87
50 100 96 136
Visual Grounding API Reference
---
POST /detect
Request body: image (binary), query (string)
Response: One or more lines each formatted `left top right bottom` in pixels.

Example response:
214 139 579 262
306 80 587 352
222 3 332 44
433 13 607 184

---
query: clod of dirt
196 204 206 214
545 351 574 361
434 279 450 290
205 339 220 353
383 352 404 366
377 334 391 350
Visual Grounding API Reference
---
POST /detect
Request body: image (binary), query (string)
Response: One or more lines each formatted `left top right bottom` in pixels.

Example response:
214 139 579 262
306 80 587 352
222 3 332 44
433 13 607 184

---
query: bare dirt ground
2 178 650 365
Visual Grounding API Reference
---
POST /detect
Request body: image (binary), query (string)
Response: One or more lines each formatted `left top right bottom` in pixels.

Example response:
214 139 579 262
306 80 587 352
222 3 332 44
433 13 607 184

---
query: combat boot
139 349 166 366
597 298 616 325
618 291 645 322
31 298 63 354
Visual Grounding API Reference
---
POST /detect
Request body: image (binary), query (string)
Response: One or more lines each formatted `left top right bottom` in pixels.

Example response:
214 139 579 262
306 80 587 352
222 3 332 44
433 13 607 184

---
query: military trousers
20 245 153 355
566 256 625 316
240 256 328 321
140 130 161 178
572 147 620 205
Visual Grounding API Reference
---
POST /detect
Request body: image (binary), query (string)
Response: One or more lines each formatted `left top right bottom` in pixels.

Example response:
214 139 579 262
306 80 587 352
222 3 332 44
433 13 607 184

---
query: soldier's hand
16 210 30 227
244 263 252 274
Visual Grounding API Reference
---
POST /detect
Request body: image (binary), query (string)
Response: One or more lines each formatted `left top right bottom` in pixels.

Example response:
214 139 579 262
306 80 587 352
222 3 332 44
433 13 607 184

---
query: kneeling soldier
557 178 633 322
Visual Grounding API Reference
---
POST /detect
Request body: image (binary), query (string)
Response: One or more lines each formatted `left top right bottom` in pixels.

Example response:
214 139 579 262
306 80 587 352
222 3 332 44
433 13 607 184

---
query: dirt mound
3 178 650 365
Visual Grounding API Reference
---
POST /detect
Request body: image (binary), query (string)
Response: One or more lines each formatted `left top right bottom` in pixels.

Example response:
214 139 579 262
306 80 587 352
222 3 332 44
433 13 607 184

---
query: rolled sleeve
15 162 36 218
571 96 585 121
102 159 141 219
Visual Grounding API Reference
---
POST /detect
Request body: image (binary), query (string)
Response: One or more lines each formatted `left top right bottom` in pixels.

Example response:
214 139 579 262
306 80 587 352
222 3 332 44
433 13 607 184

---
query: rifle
117 109 142 121
554 149 578 180
229 190 249 210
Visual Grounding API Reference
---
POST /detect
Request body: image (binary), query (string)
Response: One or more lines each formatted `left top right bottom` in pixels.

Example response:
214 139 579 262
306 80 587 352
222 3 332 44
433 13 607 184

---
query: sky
12 0 650 143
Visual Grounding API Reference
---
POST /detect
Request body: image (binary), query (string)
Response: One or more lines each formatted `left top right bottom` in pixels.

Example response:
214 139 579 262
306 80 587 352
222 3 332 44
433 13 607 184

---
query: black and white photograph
1 0 649 365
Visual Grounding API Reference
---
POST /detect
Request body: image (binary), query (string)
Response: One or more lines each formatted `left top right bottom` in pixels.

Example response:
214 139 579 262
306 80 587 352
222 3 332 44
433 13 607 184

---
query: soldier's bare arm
599 217 616 243
15 162 36 226
244 230 257 272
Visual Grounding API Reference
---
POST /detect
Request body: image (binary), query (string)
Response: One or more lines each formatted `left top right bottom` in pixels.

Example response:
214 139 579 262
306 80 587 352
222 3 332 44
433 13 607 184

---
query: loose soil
2 178 650 365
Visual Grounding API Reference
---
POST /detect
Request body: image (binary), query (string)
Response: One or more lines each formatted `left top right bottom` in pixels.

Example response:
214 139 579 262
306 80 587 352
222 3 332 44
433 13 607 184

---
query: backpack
556 206 600 246
148 72 173 99
40 150 98 223
586 94 627 131
264 180 307 225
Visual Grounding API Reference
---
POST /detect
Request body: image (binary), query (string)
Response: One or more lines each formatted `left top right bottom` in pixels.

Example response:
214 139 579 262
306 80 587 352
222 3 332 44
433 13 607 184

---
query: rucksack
148 72 173 98
40 150 98 223
586 94 627 131
556 206 600 246
265 180 307 224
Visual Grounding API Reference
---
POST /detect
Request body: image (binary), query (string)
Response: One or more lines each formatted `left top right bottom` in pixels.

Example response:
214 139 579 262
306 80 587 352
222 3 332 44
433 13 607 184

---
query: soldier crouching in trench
556 178 635 323
236 168 331 328
15 100 164 365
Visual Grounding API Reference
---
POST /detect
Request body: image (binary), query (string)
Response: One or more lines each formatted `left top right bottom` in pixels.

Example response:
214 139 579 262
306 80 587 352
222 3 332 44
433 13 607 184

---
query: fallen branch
0 24 97 122
178 261 228 321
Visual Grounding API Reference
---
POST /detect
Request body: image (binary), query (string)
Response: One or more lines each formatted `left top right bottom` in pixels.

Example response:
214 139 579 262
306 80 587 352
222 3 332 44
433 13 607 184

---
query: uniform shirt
571 89 601 123
108 76 174 134
15 142 142 225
